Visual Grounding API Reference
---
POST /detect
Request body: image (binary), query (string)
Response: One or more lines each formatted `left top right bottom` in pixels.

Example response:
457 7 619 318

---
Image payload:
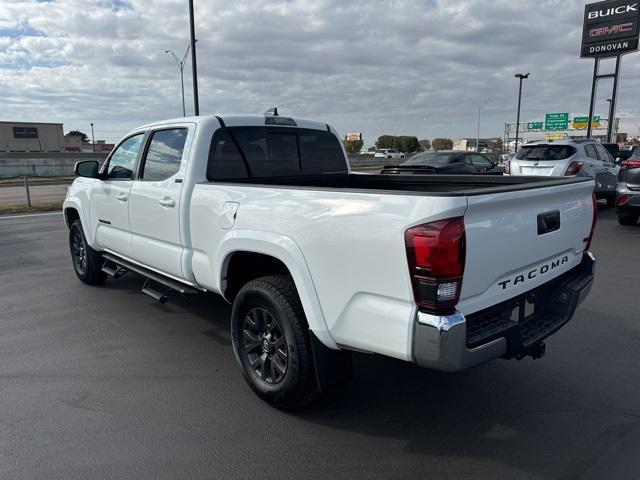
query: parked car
602 143 620 160
618 145 638 161
64 114 596 409
374 148 405 159
616 150 640 226
381 150 503 175
505 139 618 207
499 152 515 165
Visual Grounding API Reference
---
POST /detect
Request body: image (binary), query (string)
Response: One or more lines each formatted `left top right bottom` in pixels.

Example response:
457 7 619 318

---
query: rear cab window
516 145 576 161
207 126 347 181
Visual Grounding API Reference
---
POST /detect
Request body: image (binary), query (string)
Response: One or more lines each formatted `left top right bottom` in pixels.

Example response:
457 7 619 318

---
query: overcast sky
1 0 639 146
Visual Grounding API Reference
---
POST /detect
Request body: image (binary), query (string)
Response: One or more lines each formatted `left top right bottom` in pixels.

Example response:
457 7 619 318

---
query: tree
397 136 420 153
67 130 89 142
343 139 364 154
419 139 431 151
432 138 453 150
376 135 397 150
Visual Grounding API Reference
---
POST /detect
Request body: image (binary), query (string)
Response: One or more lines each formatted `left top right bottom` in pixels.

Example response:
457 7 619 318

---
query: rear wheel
69 220 106 285
231 275 318 409
617 213 639 226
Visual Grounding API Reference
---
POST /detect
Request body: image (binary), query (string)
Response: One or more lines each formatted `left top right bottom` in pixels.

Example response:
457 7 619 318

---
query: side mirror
615 157 621 165
74 160 100 178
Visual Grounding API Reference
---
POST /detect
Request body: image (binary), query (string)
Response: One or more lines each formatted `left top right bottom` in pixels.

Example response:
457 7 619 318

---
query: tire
617 214 639 226
231 275 319 409
69 219 106 285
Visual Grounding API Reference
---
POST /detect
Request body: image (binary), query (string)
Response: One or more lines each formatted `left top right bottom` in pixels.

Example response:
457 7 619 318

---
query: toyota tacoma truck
63 114 597 409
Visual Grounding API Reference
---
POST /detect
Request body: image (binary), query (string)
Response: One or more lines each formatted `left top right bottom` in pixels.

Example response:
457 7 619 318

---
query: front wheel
231 275 319 409
69 219 106 285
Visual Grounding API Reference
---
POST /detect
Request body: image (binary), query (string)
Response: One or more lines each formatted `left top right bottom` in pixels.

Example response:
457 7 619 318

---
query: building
0 121 115 153
453 138 503 152
0 121 65 152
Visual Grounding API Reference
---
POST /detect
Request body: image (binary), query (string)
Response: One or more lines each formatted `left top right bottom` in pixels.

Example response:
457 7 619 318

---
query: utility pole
90 123 95 153
188 0 199 116
514 73 530 153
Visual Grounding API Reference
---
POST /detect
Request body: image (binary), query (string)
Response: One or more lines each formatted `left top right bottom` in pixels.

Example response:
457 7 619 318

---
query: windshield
516 145 576 161
402 152 454 166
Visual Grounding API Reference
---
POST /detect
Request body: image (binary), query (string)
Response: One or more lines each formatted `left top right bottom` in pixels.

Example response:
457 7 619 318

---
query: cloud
1 0 639 144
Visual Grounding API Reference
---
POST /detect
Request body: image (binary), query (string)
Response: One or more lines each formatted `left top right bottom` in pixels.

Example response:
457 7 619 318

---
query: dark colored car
616 150 640 226
618 145 638 161
380 150 503 175
602 143 620 160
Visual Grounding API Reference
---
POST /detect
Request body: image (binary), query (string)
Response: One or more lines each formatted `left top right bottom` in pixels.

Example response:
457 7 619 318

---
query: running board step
102 253 199 303
142 278 178 304
101 259 128 279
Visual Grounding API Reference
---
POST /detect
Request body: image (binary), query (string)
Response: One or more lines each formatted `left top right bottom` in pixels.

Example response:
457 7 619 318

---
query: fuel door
219 201 240 230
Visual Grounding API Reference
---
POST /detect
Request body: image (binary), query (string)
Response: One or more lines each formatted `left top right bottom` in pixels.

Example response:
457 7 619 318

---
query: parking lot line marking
0 211 62 220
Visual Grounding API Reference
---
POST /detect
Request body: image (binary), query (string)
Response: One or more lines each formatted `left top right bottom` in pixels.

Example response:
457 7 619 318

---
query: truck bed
211 172 592 196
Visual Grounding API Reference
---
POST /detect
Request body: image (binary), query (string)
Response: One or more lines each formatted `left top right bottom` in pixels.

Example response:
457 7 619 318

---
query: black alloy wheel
241 307 289 385
71 227 88 276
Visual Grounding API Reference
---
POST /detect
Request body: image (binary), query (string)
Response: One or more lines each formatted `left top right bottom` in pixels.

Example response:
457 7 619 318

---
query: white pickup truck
64 114 596 409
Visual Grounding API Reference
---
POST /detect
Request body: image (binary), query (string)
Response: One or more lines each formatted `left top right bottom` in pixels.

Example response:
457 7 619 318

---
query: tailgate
458 179 594 315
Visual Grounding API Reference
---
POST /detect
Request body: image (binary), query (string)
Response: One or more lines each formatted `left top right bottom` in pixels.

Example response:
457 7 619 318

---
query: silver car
505 139 619 206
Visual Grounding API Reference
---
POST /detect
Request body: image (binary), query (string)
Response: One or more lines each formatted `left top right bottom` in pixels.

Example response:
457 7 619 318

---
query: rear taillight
504 160 511 175
565 161 583 176
584 193 597 252
405 217 466 315
620 160 640 169
618 195 631 206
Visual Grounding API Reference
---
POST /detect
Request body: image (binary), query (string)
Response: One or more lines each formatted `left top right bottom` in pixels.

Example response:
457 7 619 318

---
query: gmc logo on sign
590 22 634 37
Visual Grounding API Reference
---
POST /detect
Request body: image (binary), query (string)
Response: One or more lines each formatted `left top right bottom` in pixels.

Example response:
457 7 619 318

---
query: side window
585 144 598 160
140 129 188 181
105 134 144 179
594 144 613 164
469 154 493 168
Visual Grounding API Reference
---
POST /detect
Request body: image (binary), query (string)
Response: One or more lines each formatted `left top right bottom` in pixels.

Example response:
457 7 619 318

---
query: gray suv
505 139 619 206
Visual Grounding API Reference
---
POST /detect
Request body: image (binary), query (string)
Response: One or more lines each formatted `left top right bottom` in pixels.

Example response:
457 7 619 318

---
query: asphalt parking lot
1 207 639 480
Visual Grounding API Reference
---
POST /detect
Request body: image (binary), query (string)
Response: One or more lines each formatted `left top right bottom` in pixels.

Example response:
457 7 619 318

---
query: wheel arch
217 231 337 349
63 199 96 246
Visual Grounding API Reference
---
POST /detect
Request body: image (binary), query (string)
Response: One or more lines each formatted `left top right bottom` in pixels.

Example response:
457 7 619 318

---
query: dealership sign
581 0 640 57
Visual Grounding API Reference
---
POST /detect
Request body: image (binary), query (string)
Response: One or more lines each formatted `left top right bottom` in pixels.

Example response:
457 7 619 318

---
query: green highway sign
545 112 569 131
573 115 600 123
527 122 544 130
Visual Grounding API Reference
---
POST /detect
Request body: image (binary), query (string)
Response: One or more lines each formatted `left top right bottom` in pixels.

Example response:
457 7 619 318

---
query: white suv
505 139 619 206
374 148 405 159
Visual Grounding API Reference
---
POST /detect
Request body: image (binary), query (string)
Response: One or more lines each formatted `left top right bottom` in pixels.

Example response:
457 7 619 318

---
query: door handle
158 197 176 208
116 193 128 202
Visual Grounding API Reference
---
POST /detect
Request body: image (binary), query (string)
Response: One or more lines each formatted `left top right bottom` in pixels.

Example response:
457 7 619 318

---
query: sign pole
586 59 598 139
607 55 621 143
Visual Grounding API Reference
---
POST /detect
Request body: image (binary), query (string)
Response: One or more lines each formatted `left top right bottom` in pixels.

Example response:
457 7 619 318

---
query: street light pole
514 73 530 153
188 0 199 116
164 45 191 116
90 123 95 153
476 97 491 152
